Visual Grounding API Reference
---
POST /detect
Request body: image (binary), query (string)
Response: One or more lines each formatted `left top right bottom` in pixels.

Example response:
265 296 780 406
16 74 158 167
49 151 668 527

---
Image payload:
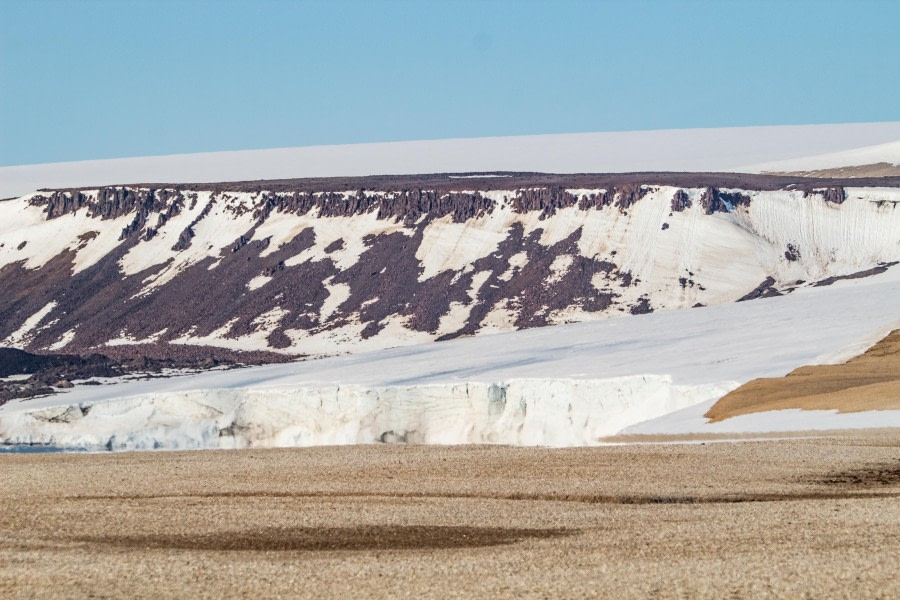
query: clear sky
1 0 898 166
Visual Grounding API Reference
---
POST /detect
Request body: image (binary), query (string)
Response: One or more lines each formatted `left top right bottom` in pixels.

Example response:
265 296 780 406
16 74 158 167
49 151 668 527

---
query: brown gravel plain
3 434 899 599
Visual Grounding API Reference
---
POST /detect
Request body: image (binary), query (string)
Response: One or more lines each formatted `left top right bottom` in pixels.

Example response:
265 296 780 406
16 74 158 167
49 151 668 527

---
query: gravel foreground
3 434 899 599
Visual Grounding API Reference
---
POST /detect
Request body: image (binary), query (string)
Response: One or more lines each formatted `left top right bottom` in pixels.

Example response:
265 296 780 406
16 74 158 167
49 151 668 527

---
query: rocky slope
1 173 899 361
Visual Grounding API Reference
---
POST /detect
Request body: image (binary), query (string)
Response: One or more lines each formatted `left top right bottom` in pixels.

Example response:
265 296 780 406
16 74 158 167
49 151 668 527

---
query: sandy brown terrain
3 435 899 598
706 329 900 422
772 162 900 178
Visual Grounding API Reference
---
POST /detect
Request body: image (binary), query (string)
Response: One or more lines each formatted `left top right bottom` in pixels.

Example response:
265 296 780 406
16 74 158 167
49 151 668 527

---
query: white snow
620 398 900 436
2 302 58 348
546 255 574 284
246 275 273 291
3 122 900 198
744 139 900 173
2 271 898 450
319 280 350 321
105 328 168 347
47 329 77 351
0 193 134 275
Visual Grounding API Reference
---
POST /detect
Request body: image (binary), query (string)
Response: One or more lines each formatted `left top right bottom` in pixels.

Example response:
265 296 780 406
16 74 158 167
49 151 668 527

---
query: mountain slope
2 173 899 360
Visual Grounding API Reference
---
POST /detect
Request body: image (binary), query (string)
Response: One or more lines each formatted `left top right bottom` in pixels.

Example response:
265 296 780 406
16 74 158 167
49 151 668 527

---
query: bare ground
46 170 900 194
706 329 900 422
772 163 900 178
2 434 899 598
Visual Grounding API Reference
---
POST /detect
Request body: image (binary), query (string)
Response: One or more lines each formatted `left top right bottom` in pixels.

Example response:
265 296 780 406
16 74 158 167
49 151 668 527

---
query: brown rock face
252 189 495 225
785 244 801 262
699 188 752 215
512 188 578 218
737 277 782 301
614 184 649 211
821 187 846 204
670 189 691 212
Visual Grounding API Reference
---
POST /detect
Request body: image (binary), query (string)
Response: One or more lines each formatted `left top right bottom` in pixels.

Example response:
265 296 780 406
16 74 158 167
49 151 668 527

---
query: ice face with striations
1 378 731 451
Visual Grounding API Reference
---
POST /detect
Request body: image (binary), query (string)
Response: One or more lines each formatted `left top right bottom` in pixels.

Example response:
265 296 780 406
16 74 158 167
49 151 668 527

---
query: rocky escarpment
0 346 261 406
2 173 899 363
699 187 752 214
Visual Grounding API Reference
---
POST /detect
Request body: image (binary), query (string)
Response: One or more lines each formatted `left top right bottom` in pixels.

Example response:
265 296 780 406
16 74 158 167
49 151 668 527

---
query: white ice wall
0 377 732 451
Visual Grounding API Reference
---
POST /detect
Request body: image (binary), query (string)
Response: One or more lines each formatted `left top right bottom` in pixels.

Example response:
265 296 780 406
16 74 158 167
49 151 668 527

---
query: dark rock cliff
9 172 897 363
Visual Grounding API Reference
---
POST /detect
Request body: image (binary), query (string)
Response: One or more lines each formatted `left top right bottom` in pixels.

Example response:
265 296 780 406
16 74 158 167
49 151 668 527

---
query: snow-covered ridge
1 182 899 359
2 122 900 198
743 139 900 174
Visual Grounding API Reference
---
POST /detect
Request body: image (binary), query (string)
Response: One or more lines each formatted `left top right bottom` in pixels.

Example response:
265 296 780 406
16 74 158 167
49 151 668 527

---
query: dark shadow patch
812 462 900 488
69 488 900 506
71 525 572 552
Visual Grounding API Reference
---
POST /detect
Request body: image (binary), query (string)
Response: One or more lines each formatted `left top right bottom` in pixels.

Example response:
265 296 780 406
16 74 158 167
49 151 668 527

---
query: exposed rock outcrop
821 187 846 204
671 189 691 212
700 187 752 214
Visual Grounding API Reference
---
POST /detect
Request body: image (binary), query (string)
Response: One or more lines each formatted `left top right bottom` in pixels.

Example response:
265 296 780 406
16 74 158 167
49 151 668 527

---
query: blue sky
1 0 898 166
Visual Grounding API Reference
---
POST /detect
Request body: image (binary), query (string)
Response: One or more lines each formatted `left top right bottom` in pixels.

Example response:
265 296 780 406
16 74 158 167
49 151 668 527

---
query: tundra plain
3 433 899 599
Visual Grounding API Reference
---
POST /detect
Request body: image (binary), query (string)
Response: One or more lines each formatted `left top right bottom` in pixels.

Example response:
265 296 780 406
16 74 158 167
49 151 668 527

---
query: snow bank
743 139 900 173
620 398 900 436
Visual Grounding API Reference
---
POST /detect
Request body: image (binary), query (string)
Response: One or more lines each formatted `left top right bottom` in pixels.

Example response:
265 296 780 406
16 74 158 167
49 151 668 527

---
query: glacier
2 268 899 451
1 378 730 451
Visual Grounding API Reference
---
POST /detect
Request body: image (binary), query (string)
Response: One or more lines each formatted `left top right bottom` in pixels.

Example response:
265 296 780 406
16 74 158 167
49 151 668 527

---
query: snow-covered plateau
2 122 900 199
2 268 899 451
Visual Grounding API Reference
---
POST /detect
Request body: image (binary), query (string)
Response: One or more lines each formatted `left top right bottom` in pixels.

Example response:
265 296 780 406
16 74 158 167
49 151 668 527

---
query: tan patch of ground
706 329 900 423
771 162 900 177
601 427 900 444
2 436 900 598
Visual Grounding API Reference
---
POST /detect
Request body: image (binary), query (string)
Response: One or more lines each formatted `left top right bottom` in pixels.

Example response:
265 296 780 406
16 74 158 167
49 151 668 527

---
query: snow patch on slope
3 302 58 348
0 193 133 275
